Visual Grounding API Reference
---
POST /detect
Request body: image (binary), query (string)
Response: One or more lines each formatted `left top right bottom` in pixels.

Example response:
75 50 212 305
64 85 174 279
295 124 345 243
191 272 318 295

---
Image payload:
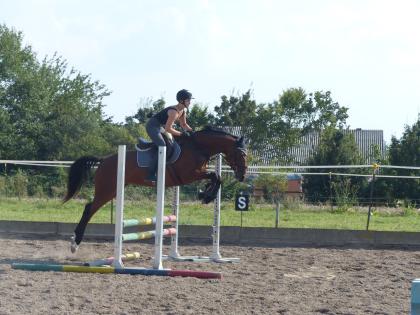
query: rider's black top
152 106 185 125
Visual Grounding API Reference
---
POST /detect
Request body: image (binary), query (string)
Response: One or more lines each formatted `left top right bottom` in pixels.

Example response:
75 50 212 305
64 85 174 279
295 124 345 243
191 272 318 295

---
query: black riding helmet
176 89 193 102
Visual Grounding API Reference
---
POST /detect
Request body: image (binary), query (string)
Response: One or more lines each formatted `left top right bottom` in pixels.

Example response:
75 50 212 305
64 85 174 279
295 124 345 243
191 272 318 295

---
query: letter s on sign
238 196 247 209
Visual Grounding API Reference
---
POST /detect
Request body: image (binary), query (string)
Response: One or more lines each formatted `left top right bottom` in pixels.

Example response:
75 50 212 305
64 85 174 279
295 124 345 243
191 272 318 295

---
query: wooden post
275 201 280 228
366 164 379 230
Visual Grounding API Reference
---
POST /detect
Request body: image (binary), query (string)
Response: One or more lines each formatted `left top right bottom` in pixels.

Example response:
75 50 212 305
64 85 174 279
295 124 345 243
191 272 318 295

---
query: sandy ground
0 234 418 315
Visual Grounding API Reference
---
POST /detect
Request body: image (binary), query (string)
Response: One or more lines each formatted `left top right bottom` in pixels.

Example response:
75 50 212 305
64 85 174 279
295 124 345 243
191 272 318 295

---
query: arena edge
2 220 420 247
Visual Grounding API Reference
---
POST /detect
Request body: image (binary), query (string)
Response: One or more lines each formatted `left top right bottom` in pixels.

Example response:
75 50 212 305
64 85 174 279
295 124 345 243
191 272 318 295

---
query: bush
331 178 358 213
253 174 287 202
0 176 6 197
125 185 155 201
7 170 28 199
220 174 251 200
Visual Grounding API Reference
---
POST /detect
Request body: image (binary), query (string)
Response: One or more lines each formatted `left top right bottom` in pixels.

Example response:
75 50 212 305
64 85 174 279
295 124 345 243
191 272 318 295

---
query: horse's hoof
202 195 214 204
70 234 79 253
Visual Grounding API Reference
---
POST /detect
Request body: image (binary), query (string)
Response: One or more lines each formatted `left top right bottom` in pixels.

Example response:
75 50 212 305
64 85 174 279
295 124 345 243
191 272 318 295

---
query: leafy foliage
303 127 367 203
0 25 112 161
253 174 287 202
386 117 420 205
187 103 215 130
0 24 418 206
211 88 349 164
214 90 257 127
128 97 165 124
250 88 349 163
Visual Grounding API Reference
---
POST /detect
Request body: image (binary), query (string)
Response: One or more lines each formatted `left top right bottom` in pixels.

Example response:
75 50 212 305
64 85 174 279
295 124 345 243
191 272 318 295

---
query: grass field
1 197 420 232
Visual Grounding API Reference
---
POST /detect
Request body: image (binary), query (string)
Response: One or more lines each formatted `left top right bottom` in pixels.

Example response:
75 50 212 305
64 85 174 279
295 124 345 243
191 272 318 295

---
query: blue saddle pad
136 141 181 168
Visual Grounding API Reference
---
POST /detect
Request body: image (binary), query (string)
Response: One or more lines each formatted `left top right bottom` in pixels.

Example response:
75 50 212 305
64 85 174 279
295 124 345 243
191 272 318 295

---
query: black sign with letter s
235 193 249 211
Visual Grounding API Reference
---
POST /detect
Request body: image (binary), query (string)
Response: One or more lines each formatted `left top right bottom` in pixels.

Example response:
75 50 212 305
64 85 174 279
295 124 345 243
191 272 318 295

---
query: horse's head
192 126 248 181
224 136 248 182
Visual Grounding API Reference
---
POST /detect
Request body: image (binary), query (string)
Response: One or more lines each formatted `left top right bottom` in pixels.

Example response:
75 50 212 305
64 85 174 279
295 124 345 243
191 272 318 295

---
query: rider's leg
145 118 166 181
146 147 158 181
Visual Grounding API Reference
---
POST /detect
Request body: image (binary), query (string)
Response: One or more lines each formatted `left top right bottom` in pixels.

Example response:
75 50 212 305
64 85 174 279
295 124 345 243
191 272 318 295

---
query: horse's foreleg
197 172 221 204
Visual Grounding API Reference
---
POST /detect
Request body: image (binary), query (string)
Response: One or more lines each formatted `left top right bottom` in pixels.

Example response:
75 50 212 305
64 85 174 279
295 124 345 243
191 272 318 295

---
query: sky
2 0 420 143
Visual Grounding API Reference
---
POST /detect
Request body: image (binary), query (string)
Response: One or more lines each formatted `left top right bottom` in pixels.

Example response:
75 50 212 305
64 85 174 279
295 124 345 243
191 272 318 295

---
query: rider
145 89 194 182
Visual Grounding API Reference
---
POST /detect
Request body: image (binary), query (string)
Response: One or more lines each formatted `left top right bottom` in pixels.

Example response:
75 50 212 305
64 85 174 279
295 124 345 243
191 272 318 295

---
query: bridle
226 147 247 178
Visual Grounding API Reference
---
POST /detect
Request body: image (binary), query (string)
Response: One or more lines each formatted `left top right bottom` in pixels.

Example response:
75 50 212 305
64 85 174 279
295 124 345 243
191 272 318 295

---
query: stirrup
145 174 157 182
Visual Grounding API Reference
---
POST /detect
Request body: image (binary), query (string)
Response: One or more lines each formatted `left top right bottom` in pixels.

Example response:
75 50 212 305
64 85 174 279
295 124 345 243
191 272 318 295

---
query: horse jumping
63 126 248 252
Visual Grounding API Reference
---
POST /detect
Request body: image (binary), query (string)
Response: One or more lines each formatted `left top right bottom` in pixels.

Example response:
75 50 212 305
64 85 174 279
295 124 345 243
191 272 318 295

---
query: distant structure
222 127 385 165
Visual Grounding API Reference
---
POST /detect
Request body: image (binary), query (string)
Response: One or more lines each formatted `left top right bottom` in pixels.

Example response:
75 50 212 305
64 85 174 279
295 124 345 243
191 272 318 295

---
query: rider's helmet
176 89 193 103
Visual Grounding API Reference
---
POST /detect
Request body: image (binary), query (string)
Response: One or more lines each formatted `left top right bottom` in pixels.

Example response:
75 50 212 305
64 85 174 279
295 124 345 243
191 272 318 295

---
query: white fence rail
1 160 420 179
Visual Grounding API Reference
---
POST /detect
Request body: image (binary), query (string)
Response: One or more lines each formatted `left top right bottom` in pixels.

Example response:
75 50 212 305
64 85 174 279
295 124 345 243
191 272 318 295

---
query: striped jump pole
85 252 141 267
122 227 176 242
164 154 239 263
123 215 176 228
11 263 222 279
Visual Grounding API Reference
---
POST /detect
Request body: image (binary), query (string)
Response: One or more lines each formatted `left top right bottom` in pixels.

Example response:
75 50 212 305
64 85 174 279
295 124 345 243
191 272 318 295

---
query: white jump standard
111 145 222 278
113 145 167 270
164 154 240 263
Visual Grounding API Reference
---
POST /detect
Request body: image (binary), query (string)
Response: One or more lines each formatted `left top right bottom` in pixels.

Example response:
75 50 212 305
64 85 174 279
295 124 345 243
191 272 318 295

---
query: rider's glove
182 130 192 137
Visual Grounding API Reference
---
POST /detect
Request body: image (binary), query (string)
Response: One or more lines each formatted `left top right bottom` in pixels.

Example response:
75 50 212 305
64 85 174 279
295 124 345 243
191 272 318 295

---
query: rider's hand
182 130 192 137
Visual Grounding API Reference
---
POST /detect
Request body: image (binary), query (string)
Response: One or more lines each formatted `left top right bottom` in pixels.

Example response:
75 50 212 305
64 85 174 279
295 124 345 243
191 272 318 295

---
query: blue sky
2 0 420 142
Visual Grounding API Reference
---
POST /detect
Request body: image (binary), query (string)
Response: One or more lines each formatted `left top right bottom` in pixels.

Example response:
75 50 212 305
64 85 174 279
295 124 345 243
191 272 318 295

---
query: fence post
275 201 280 228
366 163 379 230
329 172 333 211
110 199 114 224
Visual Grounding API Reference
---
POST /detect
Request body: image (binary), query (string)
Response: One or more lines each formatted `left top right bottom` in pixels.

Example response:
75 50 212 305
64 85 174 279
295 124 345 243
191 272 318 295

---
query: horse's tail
63 156 103 203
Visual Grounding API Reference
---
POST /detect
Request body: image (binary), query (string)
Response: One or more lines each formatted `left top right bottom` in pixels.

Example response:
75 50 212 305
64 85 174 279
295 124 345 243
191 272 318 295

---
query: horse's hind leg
70 196 112 253
69 153 120 253
71 202 93 253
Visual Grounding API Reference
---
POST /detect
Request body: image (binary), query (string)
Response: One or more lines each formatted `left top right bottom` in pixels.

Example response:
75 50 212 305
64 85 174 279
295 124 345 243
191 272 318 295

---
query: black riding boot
146 149 158 182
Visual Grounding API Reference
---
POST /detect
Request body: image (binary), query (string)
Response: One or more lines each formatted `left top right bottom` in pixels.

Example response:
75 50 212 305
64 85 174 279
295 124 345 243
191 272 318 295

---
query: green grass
0 197 420 232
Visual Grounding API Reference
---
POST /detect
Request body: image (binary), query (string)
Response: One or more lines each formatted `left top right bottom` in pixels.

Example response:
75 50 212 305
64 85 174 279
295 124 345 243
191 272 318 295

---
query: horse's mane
194 126 246 151
196 126 238 138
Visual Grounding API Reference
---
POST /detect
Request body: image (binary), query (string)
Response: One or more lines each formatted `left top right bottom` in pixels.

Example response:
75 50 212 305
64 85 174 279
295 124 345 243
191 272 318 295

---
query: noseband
227 148 247 175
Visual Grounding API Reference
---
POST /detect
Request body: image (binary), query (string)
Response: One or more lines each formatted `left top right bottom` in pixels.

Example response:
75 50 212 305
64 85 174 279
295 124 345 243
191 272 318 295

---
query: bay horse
63 126 248 252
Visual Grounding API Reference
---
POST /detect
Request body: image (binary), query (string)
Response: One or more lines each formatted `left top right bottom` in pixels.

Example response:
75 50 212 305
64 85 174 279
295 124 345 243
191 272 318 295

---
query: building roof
221 126 385 165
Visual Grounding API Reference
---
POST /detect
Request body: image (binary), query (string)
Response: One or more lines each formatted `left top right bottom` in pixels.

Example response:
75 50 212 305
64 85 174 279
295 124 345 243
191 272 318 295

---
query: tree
129 97 165 124
0 24 38 159
187 103 215 130
213 90 257 127
387 117 420 205
210 88 349 164
0 25 111 161
122 117 148 141
303 127 366 203
250 88 349 163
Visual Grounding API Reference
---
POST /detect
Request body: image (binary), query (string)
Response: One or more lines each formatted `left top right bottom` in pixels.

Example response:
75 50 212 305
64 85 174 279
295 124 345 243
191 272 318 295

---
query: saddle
135 131 181 168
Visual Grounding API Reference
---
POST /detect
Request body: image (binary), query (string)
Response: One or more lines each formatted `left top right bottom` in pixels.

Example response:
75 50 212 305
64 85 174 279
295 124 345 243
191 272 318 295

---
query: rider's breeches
146 117 166 147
